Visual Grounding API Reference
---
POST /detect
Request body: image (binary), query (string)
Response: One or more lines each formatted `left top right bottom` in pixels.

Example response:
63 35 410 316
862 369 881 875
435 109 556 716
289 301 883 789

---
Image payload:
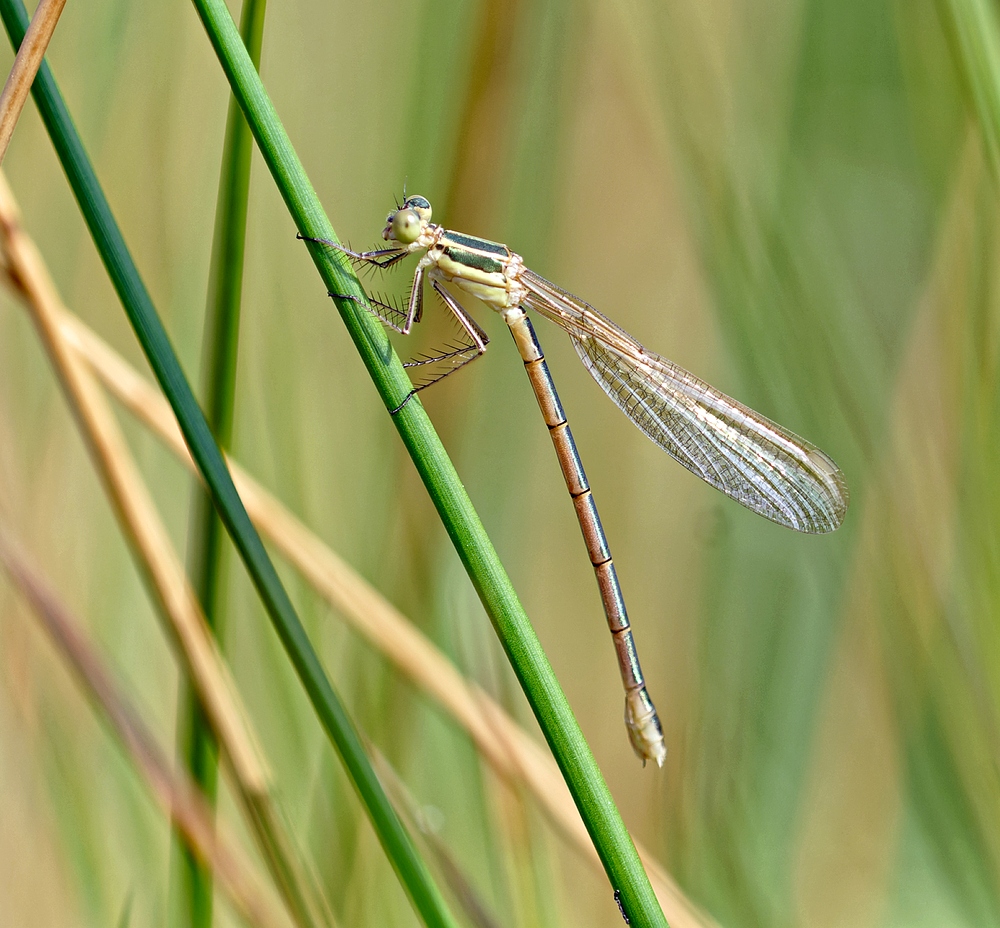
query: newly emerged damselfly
301 196 848 766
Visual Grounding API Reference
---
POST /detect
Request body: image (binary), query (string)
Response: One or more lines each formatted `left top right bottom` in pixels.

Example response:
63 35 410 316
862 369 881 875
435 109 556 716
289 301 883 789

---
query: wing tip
799 458 850 534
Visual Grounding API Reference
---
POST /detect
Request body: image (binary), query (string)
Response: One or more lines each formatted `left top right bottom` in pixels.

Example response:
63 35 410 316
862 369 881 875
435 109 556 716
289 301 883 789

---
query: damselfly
301 196 848 766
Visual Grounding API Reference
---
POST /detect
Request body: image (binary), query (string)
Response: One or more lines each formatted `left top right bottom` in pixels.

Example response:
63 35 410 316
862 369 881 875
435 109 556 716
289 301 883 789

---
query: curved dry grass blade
0 170 268 795
0 196 253 758
0 169 332 928
62 306 719 928
0 530 292 928
0 0 65 163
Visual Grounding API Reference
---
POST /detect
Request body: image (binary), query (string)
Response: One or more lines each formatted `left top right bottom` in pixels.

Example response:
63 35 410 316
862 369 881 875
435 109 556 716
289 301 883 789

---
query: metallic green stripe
442 230 509 256
443 245 503 274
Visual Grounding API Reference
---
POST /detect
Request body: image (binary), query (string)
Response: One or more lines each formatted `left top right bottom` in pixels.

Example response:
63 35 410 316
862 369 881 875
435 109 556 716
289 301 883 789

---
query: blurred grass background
1 0 999 926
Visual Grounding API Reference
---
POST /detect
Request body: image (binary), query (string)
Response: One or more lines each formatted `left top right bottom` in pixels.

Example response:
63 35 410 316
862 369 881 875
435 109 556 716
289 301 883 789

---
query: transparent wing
520 269 848 533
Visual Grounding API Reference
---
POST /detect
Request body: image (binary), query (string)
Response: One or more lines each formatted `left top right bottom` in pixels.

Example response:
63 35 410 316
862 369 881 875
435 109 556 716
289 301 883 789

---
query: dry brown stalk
0 169 332 928
0 0 67 164
0 529 293 928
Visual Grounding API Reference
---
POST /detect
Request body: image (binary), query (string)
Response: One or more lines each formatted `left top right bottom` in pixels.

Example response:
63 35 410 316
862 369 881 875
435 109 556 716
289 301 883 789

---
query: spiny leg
349 291 409 333
404 262 425 332
299 234 488 414
297 234 409 270
390 281 489 413
352 263 425 335
435 281 489 351
297 233 419 332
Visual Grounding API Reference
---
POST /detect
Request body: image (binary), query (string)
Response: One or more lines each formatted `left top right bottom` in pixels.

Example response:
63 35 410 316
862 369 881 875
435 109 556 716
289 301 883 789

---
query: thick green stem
186 0 666 922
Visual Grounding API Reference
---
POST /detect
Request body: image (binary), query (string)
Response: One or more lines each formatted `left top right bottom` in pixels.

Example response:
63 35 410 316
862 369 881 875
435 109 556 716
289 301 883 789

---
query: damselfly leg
301 232 491 397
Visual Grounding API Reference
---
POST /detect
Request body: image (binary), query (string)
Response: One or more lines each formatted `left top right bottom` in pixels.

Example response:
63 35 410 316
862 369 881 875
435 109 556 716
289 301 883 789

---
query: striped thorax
384 197 528 312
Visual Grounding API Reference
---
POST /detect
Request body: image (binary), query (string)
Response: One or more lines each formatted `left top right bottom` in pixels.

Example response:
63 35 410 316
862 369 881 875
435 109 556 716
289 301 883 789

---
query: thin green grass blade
0 4 457 927
174 1 268 926
939 0 1000 185
186 0 666 924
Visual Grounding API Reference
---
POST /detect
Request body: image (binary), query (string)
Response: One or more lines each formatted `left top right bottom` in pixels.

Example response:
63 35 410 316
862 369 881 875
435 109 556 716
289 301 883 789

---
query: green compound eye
391 208 422 244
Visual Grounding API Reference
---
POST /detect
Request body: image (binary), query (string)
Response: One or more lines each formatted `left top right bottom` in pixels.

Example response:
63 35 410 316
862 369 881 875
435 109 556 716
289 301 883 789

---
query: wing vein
520 268 848 533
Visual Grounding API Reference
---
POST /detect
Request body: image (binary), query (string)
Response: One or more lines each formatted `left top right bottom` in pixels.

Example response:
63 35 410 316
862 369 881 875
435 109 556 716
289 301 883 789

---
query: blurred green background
1 0 999 925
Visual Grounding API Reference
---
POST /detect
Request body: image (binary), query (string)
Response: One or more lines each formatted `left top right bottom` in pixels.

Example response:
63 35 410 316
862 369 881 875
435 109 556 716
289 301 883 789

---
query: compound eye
390 208 422 244
404 195 432 222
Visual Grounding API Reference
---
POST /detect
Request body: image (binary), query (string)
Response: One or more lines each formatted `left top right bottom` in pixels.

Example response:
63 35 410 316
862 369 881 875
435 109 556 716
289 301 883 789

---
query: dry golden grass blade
0 170 333 928
62 284 718 928
0 528 293 928
0 0 66 164
0 170 267 794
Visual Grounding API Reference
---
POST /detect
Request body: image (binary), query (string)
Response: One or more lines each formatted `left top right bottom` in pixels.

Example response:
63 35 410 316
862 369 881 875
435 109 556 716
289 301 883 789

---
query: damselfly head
383 195 433 244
